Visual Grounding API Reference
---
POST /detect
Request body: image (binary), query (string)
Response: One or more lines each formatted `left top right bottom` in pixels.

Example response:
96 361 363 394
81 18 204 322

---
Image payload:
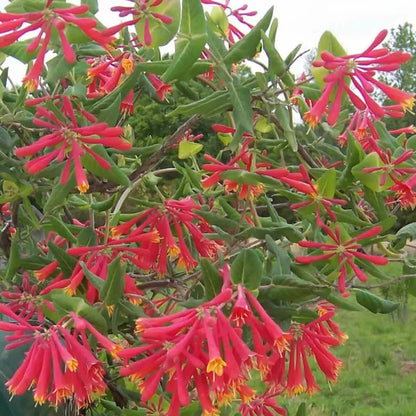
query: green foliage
0 2 415 415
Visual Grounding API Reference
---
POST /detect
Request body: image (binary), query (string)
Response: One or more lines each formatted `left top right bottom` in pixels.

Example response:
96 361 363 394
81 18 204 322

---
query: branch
353 274 416 289
129 114 201 182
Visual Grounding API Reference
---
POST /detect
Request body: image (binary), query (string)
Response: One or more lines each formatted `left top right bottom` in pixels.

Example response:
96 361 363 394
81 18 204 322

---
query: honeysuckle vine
0 0 415 415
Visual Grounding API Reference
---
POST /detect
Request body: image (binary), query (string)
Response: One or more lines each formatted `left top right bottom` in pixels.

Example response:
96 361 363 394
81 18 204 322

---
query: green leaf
364 187 388 220
196 209 241 233
324 292 363 311
223 7 273 65
48 241 77 278
135 0 180 48
51 291 107 333
178 141 203 159
300 82 323 100
355 289 399 314
317 168 336 198
207 6 229 38
373 121 397 150
351 152 392 191
46 54 75 84
311 31 348 88
338 132 365 188
200 258 223 300
0 40 38 63
231 248 263 290
162 0 207 82
82 145 130 186
173 162 203 191
168 89 230 117
44 216 77 244
265 235 292 275
91 194 117 212
19 256 50 271
236 225 302 243
391 222 416 250
206 19 229 59
268 18 278 44
229 79 254 148
263 286 319 302
274 104 297 151
77 226 97 247
217 197 241 221
295 402 307 416
331 208 371 227
81 262 105 292
5 237 19 280
261 30 294 87
44 173 76 213
101 256 126 306
97 94 121 126
81 0 98 14
0 127 13 152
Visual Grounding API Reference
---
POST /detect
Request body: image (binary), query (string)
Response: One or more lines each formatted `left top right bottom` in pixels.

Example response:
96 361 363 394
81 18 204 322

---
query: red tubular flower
201 0 256 44
0 306 111 408
281 165 346 222
86 53 135 98
111 197 220 274
118 267 344 414
362 149 416 187
306 29 413 126
148 73 172 101
202 137 288 200
120 89 135 115
391 177 416 209
239 391 287 416
15 95 131 193
285 308 345 396
0 4 112 91
1 272 54 323
38 226 158 301
107 0 174 46
296 224 388 293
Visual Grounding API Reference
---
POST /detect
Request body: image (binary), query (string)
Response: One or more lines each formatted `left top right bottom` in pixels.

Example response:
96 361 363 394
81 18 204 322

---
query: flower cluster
108 0 174 46
1 271 55 323
112 197 220 273
304 30 414 127
0 306 118 408
33 222 157 303
0 2 112 90
15 95 131 193
202 129 289 200
201 0 257 43
296 223 388 294
118 269 345 416
87 53 135 98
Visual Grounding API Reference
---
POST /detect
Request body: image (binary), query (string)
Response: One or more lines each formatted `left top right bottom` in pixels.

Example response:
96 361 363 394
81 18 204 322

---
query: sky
96 0 416 74
1 0 416 81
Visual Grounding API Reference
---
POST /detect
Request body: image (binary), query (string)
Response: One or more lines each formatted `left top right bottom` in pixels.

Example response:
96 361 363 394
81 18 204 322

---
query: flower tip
66 357 78 372
402 96 415 112
206 356 227 376
23 77 38 93
303 111 319 128
77 181 89 194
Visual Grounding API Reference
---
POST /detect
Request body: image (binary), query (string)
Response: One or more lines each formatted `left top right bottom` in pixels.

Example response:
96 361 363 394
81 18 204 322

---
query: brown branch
352 274 416 289
129 114 202 182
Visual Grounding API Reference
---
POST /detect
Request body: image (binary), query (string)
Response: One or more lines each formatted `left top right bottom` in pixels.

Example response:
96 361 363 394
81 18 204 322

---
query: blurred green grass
280 298 416 416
